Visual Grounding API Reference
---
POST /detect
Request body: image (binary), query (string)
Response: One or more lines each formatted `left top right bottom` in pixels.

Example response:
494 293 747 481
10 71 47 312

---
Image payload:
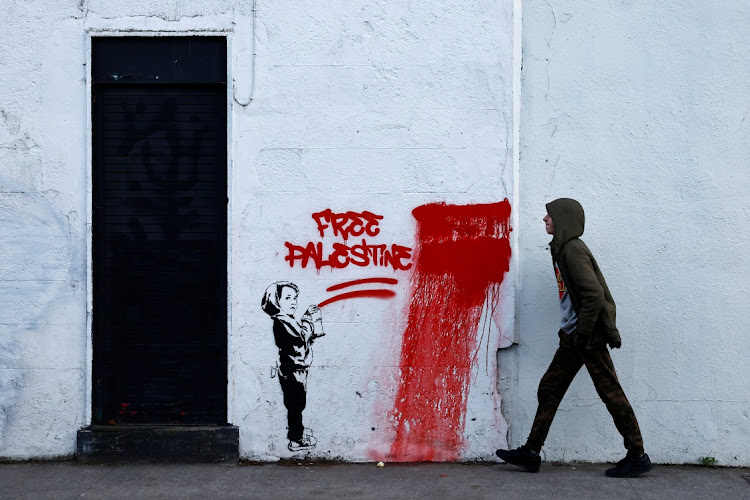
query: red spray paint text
284 210 413 271
312 209 383 240
385 200 512 462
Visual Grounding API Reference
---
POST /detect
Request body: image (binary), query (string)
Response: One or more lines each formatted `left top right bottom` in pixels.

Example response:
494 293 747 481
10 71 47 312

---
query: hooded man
496 198 652 478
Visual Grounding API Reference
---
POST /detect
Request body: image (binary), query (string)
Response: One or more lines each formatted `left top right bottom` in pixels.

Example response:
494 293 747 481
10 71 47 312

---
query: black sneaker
605 453 653 478
495 447 541 473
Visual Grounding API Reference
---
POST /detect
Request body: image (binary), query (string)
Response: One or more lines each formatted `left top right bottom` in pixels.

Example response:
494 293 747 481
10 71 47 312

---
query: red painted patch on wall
386 200 512 462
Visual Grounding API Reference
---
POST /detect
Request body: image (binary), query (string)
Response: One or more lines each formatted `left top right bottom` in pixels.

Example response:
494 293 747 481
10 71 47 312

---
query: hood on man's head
546 198 585 253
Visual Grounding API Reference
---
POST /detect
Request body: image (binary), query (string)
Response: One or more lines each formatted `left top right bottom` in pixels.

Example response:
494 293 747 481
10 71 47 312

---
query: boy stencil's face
278 286 298 316
543 213 554 235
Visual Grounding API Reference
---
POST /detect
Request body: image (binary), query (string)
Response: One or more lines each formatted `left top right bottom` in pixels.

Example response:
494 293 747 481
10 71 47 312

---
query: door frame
85 30 235 426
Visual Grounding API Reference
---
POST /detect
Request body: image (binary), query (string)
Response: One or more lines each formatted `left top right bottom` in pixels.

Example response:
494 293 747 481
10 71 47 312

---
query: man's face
543 213 554 235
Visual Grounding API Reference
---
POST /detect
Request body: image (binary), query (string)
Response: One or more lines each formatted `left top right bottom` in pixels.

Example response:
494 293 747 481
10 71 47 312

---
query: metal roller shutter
92 37 228 425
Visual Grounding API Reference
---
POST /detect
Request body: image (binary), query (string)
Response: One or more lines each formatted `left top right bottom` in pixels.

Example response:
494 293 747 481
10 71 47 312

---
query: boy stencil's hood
546 198 585 256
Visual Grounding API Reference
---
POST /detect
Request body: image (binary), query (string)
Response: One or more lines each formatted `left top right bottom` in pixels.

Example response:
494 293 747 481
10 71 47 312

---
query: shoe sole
519 464 540 473
606 464 653 478
496 450 540 473
288 446 314 452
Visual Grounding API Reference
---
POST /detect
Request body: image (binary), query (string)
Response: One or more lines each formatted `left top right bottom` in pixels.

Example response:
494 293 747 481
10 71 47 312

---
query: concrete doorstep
76 425 240 464
0 461 748 499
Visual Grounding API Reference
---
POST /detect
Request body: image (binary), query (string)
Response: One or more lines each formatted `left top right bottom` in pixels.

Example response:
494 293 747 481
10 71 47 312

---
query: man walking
496 198 652 478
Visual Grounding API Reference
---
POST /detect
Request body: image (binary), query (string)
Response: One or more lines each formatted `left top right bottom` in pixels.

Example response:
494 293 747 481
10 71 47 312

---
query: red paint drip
386 200 512 462
318 289 397 308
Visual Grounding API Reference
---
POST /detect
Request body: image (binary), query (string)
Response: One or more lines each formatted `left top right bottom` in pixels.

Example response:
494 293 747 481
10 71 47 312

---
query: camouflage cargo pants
525 330 644 455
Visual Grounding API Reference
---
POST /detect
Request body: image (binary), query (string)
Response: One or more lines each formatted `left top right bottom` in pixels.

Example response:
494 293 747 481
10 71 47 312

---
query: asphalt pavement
1 460 748 499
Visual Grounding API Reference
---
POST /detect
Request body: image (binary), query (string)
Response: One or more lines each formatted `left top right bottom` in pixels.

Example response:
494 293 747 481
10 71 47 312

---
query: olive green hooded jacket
546 198 621 350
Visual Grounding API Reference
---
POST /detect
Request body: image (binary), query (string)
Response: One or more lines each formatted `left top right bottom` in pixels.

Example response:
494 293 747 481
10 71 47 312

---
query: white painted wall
506 1 750 466
1 1 89 458
1 0 748 466
0 0 516 461
232 0 515 462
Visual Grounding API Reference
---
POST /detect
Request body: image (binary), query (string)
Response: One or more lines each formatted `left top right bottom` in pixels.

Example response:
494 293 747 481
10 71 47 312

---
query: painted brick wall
232 0 516 461
1 1 89 458
0 0 516 461
512 1 750 466
2 0 748 467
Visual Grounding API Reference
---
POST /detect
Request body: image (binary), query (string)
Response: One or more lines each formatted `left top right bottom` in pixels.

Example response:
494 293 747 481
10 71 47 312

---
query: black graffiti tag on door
92 37 227 425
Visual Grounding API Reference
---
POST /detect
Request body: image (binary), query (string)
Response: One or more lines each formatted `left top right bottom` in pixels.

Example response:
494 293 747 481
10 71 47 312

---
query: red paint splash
385 200 512 462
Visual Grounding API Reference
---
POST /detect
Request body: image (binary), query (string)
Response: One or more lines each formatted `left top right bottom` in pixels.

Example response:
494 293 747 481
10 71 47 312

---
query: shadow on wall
0 180 81 449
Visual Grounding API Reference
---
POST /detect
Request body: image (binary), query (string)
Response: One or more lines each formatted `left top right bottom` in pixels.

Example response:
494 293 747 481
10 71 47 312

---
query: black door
92 37 228 425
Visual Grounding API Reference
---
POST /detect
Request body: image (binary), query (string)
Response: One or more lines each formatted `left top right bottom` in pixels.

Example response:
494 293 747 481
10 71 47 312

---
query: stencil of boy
261 281 324 452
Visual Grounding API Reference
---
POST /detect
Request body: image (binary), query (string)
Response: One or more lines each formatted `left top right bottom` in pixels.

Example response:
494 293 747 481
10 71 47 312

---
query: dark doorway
92 37 228 426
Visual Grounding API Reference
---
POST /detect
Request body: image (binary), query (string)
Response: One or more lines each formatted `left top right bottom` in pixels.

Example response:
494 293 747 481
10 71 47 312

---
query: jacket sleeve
565 245 605 338
274 316 311 347
299 314 315 344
